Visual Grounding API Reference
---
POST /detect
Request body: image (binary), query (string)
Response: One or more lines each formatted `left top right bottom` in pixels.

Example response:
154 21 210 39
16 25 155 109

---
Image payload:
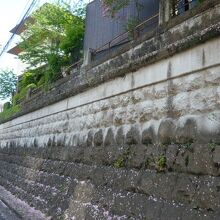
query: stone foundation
0 151 219 219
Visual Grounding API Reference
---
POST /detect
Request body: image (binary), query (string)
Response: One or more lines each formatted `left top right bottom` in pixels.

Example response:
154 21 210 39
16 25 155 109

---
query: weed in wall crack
157 155 167 172
114 156 126 168
113 147 131 168
208 142 216 152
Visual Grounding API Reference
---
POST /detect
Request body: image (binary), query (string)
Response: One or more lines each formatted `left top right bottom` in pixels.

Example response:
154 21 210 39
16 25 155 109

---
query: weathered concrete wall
1 36 220 147
0 2 220 219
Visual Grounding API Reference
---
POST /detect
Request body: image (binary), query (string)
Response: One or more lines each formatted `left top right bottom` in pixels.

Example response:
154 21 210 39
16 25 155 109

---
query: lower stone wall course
0 141 219 177
0 152 220 219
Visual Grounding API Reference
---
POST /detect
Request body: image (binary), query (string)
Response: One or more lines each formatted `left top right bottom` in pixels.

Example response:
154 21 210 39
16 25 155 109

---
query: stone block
115 127 125 145
125 125 141 145
187 145 216 175
173 174 196 205
86 130 94 147
158 118 176 144
175 117 197 144
213 146 220 165
93 129 103 146
127 144 147 169
104 127 115 146
142 125 155 144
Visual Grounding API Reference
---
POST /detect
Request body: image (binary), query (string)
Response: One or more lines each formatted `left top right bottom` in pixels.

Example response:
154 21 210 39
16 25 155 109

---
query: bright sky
0 0 47 75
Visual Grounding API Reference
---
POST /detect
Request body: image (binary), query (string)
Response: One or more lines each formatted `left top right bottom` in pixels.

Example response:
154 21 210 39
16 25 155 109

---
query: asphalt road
0 199 21 220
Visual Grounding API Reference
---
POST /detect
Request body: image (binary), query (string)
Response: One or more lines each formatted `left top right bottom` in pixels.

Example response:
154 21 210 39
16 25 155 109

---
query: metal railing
61 59 83 76
92 13 159 56
171 0 200 17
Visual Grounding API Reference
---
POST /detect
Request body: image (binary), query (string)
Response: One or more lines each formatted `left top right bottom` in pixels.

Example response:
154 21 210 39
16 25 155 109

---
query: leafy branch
0 69 17 101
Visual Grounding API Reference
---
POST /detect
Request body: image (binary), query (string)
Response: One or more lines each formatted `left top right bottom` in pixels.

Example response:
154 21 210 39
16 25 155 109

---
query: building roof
7 44 23 56
10 18 28 35
7 3 49 55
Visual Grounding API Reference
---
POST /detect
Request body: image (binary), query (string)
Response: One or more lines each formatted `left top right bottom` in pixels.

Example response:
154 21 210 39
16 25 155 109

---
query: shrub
0 105 21 121
13 83 37 105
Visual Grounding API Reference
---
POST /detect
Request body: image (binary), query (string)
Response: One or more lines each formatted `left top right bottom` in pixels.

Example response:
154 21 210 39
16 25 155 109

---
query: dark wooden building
83 0 160 63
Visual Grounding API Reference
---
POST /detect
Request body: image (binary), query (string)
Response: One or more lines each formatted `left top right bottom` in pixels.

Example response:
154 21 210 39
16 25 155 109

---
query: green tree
19 2 85 84
0 69 17 100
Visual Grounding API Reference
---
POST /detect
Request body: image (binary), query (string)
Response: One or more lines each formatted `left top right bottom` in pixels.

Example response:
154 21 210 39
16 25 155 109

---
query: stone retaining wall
0 2 220 219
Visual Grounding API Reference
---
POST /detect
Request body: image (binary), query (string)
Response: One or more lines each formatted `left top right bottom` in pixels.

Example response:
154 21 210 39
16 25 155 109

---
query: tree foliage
0 69 17 100
102 0 130 17
19 2 85 84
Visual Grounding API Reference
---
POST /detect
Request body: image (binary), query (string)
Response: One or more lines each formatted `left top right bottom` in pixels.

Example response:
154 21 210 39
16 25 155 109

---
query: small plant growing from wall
114 156 126 168
114 148 131 168
157 155 167 172
126 18 140 39
208 142 216 152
